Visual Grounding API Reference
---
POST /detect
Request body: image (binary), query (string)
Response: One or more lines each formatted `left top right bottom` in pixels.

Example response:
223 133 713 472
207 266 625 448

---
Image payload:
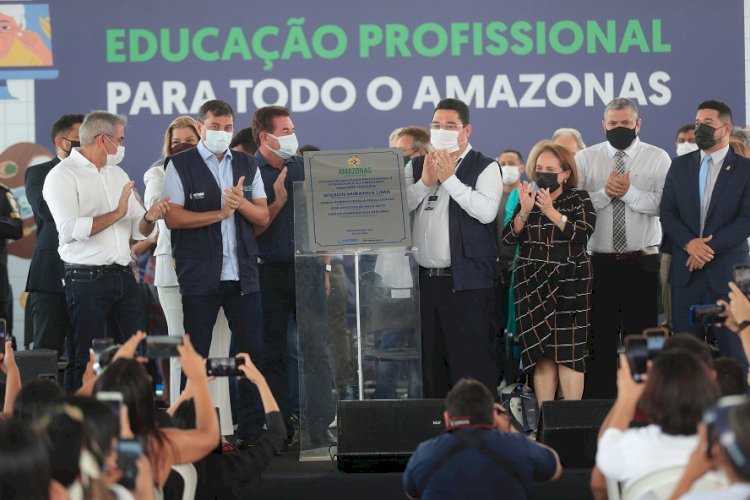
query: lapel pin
726 165 732 171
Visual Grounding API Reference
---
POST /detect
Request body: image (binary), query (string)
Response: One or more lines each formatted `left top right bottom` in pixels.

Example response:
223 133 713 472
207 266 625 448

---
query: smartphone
92 337 114 374
206 357 245 377
643 327 669 360
96 391 123 419
0 318 6 344
733 264 750 296
624 335 648 383
689 304 725 325
145 336 183 358
116 439 143 490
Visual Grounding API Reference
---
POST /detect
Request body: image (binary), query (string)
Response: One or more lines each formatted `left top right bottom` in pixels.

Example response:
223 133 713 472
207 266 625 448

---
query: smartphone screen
643 327 669 360
116 439 143 490
624 335 648 383
733 264 750 296
206 357 245 377
92 337 114 373
145 336 183 358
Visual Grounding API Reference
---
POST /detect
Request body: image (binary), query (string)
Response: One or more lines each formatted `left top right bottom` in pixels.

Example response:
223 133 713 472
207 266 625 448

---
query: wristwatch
325 264 332 273
738 320 750 331
559 215 568 225
143 212 155 224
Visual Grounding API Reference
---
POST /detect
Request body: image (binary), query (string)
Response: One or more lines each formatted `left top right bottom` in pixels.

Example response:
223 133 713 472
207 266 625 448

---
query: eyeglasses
429 122 464 132
104 134 125 146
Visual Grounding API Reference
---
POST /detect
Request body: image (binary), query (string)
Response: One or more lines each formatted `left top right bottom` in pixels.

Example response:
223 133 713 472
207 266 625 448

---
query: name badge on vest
425 195 438 211
243 184 253 192
189 192 205 200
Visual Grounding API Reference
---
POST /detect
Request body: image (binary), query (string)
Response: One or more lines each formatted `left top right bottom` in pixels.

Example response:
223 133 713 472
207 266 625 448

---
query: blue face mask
204 130 232 154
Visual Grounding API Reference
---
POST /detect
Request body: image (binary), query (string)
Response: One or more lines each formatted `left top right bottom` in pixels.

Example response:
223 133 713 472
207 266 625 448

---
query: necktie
612 151 627 252
699 154 711 209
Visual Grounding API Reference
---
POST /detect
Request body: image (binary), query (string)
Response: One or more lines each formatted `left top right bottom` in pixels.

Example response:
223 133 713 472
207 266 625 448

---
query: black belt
64 263 129 273
590 251 642 261
257 258 294 268
419 266 452 277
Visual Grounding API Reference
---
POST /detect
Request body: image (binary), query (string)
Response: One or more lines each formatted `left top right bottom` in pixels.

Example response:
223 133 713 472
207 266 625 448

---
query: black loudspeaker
538 399 614 468
337 399 445 472
0 349 58 384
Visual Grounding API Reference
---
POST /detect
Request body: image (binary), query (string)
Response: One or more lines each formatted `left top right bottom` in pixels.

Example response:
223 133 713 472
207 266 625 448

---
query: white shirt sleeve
128 187 147 240
441 161 503 224
405 161 432 212
596 428 628 481
143 165 165 209
621 150 671 216
43 167 93 244
251 168 266 200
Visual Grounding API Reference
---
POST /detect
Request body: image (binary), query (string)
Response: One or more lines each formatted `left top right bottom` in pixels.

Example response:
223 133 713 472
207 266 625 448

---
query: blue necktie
699 154 711 207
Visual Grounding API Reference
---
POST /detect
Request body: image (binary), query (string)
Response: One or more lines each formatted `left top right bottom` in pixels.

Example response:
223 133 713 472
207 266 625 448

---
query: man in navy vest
162 99 270 445
406 98 503 398
252 105 336 448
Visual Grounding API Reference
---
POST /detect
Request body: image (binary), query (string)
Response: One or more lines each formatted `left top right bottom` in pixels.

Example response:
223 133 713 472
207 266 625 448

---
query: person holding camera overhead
502 142 596 407
660 100 750 377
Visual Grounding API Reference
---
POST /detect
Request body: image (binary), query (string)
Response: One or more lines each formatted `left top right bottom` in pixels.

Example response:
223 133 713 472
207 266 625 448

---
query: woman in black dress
502 143 596 406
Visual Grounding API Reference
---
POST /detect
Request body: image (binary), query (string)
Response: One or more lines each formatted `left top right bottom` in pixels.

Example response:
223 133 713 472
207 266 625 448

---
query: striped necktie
612 151 627 252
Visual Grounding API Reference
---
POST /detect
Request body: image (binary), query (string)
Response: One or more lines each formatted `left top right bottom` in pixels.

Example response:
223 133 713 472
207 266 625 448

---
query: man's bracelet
143 212 155 224
738 320 750 332
517 213 528 222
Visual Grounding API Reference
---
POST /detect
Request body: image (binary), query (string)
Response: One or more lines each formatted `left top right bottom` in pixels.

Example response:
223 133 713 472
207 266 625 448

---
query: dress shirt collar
605 136 641 159
68 146 106 171
701 144 729 166
197 140 233 163
456 143 473 165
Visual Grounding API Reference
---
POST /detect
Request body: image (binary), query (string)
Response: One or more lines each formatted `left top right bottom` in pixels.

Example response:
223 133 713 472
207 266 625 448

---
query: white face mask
204 130 232 155
430 129 461 153
105 135 125 166
501 165 521 185
676 142 699 156
267 132 299 160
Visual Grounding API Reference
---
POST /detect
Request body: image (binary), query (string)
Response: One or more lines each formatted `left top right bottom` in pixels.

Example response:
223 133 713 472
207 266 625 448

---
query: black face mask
535 172 560 192
695 122 722 151
62 137 80 154
606 126 637 151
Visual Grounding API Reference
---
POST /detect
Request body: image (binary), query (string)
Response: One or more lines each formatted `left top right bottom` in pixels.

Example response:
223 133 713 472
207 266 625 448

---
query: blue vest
168 148 260 296
413 149 497 290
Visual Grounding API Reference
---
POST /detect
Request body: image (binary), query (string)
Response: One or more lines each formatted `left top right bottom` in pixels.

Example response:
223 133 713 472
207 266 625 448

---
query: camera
624 335 648 383
689 304 725 325
206 357 245 377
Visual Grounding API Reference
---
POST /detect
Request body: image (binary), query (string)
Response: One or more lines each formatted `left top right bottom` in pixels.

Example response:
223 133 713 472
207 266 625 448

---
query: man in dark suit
25 113 83 390
660 100 750 375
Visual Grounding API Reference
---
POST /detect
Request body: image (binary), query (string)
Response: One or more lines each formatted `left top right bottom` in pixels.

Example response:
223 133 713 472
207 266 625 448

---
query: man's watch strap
143 212 155 224
739 320 750 331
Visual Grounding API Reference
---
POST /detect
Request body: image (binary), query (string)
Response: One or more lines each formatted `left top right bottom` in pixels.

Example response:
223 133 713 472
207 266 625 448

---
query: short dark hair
435 98 470 126
251 105 291 149
714 357 745 397
639 350 720 435
697 100 732 124
198 99 235 122
675 123 695 140
229 127 257 154
727 401 750 481
663 333 714 369
50 113 84 144
0 419 51 500
531 143 579 191
444 378 493 426
13 378 64 424
500 149 524 163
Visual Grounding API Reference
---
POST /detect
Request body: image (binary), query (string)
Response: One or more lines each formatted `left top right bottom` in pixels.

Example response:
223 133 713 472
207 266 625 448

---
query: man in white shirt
576 97 671 399
43 111 170 388
406 98 502 398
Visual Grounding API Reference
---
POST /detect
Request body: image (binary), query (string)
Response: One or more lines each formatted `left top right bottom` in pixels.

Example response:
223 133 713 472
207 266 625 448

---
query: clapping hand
518 181 536 216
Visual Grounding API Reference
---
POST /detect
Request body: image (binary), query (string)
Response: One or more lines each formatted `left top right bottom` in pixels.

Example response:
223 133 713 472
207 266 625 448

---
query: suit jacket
25 157 65 294
660 148 750 293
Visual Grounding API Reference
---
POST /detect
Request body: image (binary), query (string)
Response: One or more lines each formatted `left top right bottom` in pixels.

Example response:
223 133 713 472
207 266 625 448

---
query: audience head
531 142 578 192
43 404 86 488
162 115 199 157
497 149 524 187
704 396 750 482
714 357 746 397
638 349 720 435
675 123 698 156
444 378 494 428
0 419 51 500
395 126 431 162
65 396 120 471
663 332 715 371
388 127 403 148
50 113 84 159
552 128 586 154
229 126 257 155
12 378 64 424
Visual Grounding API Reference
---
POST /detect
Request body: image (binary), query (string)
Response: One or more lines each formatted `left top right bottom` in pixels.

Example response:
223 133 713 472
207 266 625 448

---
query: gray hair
388 127 403 148
731 126 750 148
0 5 25 29
551 128 586 150
604 97 639 121
79 111 127 146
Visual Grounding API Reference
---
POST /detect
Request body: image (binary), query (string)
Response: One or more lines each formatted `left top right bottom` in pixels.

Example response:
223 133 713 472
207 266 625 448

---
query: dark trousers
182 281 264 439
586 254 659 399
260 262 334 433
29 291 75 391
64 265 145 389
672 271 750 376
419 273 497 398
